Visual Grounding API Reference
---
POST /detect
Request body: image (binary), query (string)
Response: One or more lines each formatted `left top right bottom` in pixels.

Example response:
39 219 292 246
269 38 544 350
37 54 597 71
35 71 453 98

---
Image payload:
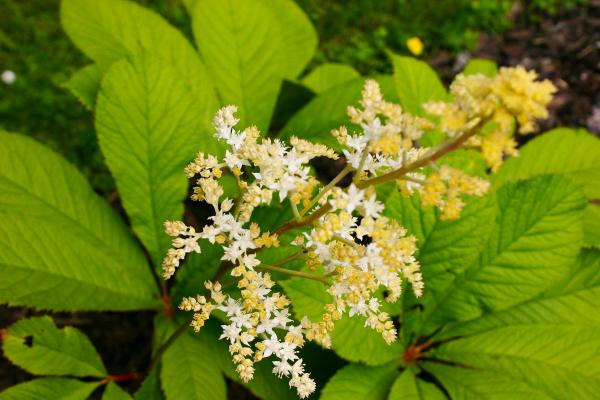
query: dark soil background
1 1 599 398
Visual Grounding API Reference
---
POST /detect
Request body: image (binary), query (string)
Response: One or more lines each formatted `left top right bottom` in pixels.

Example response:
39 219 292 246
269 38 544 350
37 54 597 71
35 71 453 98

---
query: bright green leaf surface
388 369 446 400
134 367 164 400
160 322 226 400
384 190 496 342
61 0 218 122
192 0 316 132
0 131 157 311
494 128 600 198
281 76 398 149
3 316 106 377
462 58 498 77
281 278 403 365
96 54 212 267
302 63 360 93
389 53 448 116
0 378 98 400
493 128 600 248
63 64 102 110
103 383 132 400
320 362 398 400
425 249 600 399
422 175 586 333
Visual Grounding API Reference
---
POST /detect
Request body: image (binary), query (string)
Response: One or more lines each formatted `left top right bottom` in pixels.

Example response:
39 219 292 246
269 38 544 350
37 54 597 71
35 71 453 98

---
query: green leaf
302 63 360 93
103 383 132 400
3 316 106 378
96 54 211 267
320 362 398 400
421 175 586 332
0 131 158 311
424 249 600 399
493 128 600 248
280 278 403 365
423 362 550 400
462 58 498 77
389 53 448 116
494 128 600 198
191 0 317 132
388 369 446 400
61 0 218 121
63 64 102 110
134 366 164 400
0 378 99 400
384 190 496 342
281 76 398 149
160 321 226 400
584 204 600 248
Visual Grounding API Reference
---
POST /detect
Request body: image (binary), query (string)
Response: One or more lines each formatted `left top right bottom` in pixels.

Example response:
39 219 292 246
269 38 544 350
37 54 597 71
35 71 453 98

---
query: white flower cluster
162 75 542 397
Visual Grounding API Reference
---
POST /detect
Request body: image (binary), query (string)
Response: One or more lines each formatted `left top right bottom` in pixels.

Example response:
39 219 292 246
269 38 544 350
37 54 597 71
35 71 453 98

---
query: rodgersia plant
2 0 599 399
164 70 555 397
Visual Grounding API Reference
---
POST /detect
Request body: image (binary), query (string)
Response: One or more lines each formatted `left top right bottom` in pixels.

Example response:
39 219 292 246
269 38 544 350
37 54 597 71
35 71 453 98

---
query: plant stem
272 250 306 267
147 319 189 373
356 123 482 189
300 164 353 216
256 263 329 284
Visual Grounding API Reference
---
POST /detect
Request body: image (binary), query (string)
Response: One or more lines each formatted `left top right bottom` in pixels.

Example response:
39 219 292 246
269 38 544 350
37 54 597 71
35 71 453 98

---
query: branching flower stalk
161 67 555 398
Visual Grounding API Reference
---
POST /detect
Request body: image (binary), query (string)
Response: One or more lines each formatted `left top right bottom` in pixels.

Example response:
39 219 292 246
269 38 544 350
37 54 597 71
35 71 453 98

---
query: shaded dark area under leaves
1 2 599 398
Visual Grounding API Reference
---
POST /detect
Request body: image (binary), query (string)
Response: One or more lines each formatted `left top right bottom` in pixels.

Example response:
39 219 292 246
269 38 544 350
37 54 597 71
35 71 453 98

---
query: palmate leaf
420 175 586 334
493 128 600 248
0 131 158 311
281 76 399 149
388 369 446 400
280 278 403 366
2 316 106 378
96 54 210 267
301 63 361 94
0 378 99 400
423 249 600 399
61 0 218 123
159 319 226 400
320 362 398 400
191 0 316 132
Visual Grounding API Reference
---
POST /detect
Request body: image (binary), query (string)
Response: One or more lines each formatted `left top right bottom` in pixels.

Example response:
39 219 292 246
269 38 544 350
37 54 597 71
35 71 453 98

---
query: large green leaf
281 278 404 365
0 378 99 400
421 175 586 333
388 369 446 400
0 131 158 311
384 191 496 343
280 76 399 149
160 320 226 400
424 249 600 399
320 363 398 400
63 64 102 110
191 0 316 132
302 63 360 94
389 53 448 116
584 204 600 248
96 54 211 266
2 316 106 378
493 128 600 248
61 0 218 121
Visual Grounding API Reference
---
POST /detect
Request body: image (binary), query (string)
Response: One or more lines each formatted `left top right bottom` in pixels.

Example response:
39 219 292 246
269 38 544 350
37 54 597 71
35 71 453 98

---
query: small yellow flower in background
406 37 424 56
